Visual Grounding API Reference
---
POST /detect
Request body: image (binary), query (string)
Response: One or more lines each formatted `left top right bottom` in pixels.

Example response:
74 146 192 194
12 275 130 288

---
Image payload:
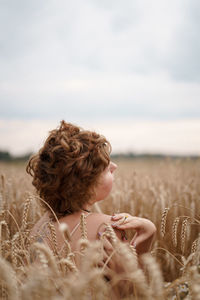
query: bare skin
31 161 156 260
31 211 124 251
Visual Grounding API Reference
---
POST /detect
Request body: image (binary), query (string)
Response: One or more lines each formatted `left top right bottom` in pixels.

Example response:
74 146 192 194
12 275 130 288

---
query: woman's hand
111 213 156 255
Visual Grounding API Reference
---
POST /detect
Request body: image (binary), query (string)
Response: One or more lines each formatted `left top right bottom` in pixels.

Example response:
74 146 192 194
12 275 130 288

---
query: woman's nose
110 162 117 173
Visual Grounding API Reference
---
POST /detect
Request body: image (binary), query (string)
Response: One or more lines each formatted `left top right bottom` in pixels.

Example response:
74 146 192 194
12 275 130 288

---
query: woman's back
31 212 116 256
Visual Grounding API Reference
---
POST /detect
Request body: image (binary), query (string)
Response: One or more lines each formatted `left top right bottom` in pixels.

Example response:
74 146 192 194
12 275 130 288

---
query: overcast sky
0 0 200 155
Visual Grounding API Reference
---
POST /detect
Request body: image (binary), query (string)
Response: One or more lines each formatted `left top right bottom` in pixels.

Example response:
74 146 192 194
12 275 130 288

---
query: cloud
0 119 58 155
0 118 200 156
1 72 200 119
1 0 199 77
97 119 200 156
166 0 200 82
0 0 200 120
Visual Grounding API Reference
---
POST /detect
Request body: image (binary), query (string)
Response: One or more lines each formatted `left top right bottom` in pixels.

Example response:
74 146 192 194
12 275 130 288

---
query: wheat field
0 158 200 299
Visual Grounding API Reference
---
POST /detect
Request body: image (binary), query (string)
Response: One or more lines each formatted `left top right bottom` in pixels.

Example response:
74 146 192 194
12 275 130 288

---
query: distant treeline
0 150 32 162
111 152 200 160
0 150 199 162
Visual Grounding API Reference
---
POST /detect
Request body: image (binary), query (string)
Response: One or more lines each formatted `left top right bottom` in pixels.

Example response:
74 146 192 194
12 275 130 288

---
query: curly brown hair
26 121 111 217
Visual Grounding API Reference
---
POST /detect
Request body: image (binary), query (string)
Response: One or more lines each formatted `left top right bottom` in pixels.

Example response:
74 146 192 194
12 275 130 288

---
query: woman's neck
82 208 91 213
82 203 93 213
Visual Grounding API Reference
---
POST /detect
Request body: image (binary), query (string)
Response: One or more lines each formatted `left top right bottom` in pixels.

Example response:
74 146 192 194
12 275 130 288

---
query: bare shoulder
88 213 124 241
88 212 112 224
86 212 113 233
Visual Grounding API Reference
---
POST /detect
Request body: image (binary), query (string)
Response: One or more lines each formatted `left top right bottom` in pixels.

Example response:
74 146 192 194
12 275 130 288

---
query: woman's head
26 121 111 217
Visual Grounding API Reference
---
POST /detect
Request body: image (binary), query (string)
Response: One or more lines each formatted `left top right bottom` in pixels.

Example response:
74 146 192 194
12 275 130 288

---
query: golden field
0 158 200 299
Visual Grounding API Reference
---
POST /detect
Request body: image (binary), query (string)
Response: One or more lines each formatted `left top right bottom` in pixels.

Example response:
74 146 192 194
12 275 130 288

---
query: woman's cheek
104 175 113 195
97 175 113 200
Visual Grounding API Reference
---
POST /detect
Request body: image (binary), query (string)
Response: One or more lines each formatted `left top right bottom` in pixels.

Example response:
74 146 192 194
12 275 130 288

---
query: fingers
111 214 123 221
112 218 129 227
129 223 157 250
110 214 157 255
111 213 131 227
111 213 130 221
112 218 141 230
111 217 156 233
130 231 146 247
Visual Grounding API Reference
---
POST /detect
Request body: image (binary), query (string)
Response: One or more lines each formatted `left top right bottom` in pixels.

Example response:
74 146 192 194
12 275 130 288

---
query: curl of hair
26 121 111 217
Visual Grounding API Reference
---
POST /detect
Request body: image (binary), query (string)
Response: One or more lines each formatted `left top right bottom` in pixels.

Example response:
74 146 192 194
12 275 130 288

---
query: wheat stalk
11 232 19 268
0 191 4 218
1 159 200 299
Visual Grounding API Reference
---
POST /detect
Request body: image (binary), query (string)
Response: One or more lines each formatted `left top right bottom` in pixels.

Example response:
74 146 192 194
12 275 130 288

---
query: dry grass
0 158 200 299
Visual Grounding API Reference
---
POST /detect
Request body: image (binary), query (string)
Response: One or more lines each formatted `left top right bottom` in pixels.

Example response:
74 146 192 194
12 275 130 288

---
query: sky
0 0 200 156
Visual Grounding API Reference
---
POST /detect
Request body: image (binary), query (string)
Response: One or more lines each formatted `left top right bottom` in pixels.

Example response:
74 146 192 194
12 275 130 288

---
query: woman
27 120 156 261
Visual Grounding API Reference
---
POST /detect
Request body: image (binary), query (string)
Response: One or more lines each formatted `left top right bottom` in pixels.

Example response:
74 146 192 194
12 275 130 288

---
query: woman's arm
111 213 157 255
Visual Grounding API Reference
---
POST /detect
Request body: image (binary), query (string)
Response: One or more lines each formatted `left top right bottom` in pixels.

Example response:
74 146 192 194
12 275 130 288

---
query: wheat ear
0 221 10 256
181 218 188 254
172 217 180 247
59 257 78 273
191 238 198 254
21 196 31 231
32 242 59 275
191 234 200 265
80 213 87 239
59 223 72 257
113 243 151 299
161 207 169 238
188 266 200 300
103 224 118 245
0 256 18 300
48 222 59 256
141 253 164 300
